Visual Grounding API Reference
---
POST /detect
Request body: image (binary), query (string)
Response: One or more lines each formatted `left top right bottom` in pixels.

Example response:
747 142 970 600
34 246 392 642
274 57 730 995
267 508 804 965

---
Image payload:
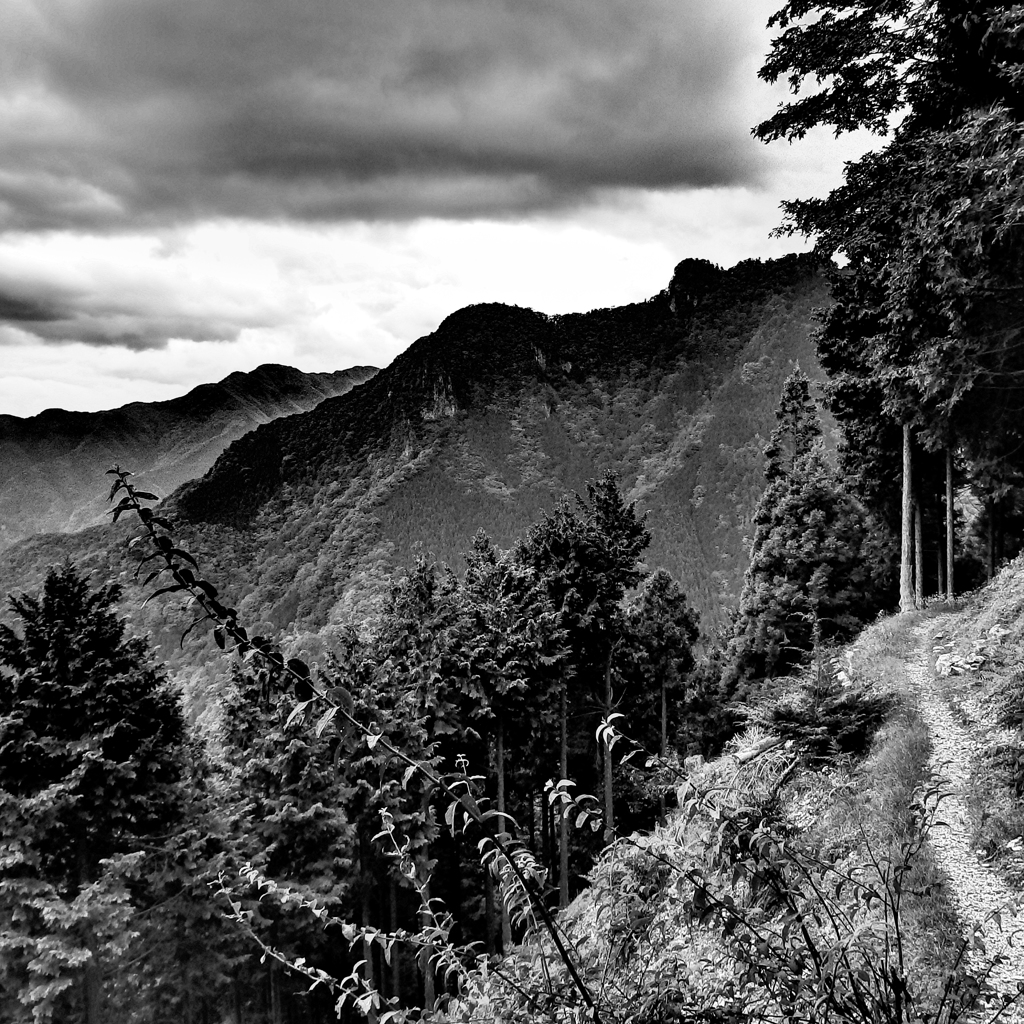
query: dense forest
3 0 1024 1021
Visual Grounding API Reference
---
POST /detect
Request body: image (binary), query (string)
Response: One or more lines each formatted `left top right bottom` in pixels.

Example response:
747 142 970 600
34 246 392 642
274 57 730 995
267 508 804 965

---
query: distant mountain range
0 364 377 551
0 254 831 678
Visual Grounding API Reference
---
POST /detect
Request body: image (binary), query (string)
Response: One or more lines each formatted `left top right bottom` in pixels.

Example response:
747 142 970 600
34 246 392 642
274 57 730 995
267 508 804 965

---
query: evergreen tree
619 569 699 823
758 2 1024 606
725 373 884 697
515 473 650 901
0 562 185 1023
218 664 357 1023
461 532 564 949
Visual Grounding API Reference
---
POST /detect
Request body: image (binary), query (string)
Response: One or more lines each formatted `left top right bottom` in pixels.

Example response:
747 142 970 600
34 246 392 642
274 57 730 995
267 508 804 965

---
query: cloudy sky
0 0 873 418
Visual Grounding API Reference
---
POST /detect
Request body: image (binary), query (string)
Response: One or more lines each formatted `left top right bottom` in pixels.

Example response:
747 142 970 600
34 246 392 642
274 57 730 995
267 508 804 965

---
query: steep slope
159 255 830 638
0 363 377 550
0 254 831 670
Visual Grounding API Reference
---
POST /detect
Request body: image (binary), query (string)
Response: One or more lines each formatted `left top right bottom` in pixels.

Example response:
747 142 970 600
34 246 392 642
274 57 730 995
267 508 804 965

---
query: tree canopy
0 562 186 1023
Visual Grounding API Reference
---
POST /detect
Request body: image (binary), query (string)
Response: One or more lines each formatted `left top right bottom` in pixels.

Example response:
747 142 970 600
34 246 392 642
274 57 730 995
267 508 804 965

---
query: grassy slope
481 560 1024 1022
928 557 1024 883
466 611 978 1023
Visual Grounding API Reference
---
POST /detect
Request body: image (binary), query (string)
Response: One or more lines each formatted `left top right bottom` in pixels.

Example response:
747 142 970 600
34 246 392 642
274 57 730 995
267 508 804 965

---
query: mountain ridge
157 253 829 645
0 253 832 674
0 363 378 550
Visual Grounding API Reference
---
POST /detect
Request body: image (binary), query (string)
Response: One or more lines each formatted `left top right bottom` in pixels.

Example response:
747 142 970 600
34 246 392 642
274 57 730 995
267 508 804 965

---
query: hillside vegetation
3 0 1024 1020
10 472 1024 1024
174 255 829 635
0 363 377 551
0 254 831 678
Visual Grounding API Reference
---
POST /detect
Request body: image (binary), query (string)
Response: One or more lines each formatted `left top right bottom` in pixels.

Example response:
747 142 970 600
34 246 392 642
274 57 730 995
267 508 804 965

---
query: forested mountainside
0 254 830 669
0 363 377 551
171 254 830 635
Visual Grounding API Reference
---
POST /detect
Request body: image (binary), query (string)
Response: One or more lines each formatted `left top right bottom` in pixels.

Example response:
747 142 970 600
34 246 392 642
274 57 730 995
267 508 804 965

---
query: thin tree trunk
937 547 943 602
82 956 104 1024
529 786 536 852
602 651 615 845
946 443 955 602
362 868 379 1024
270 961 283 1024
659 675 668 826
559 682 570 908
544 784 553 875
998 499 1006 564
988 497 996 579
389 878 401 1001
419 790 436 1010
234 970 245 1024
495 719 512 949
484 865 496 956
900 424 915 613
914 500 924 610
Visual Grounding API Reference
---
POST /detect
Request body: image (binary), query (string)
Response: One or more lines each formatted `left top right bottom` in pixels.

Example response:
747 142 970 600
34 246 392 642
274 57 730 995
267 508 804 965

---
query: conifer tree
515 473 649 902
461 532 564 948
725 372 884 697
218 664 357 1022
758 1 1024 604
0 562 185 1023
620 569 699 821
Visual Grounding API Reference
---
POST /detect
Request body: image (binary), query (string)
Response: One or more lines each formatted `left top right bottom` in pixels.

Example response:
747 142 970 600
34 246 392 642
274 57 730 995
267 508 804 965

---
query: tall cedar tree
515 473 650 903
219 665 357 1023
461 532 565 950
758 1 1024 605
0 562 185 1024
725 372 883 697
619 569 700 823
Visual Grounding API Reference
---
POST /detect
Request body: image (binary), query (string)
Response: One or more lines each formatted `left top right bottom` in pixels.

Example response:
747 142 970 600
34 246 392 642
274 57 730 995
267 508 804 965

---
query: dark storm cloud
0 263 288 349
0 0 762 229
0 292 63 323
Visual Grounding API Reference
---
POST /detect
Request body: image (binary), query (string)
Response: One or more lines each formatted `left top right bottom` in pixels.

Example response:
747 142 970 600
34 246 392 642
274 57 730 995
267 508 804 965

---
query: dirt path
908 619 1024 1000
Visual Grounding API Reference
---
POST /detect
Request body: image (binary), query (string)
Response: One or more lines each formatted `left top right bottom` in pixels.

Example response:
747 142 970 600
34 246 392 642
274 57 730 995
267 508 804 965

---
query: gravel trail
908 619 1024 1000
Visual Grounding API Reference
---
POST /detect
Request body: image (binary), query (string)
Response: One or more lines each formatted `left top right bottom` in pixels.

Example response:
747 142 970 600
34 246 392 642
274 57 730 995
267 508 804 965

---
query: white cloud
0 0 884 419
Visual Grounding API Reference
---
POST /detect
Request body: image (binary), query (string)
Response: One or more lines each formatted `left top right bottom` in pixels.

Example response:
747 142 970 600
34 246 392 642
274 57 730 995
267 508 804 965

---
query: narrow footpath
908 619 1024 1000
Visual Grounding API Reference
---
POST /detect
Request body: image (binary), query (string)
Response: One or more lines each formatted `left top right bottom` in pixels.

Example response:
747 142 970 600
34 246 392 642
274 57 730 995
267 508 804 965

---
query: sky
0 0 876 419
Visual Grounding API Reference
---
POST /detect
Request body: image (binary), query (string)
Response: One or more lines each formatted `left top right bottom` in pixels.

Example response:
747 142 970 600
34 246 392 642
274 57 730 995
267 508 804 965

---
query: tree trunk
495 719 512 949
418 790 436 1010
529 785 536 851
988 497 996 579
998 499 1006 565
559 682 570 908
602 651 615 845
914 499 924 610
659 673 668 825
82 956 104 1024
389 878 401 1001
362 871 379 1024
544 784 554 876
484 866 496 956
946 443 955 602
270 961 283 1024
900 424 916 613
